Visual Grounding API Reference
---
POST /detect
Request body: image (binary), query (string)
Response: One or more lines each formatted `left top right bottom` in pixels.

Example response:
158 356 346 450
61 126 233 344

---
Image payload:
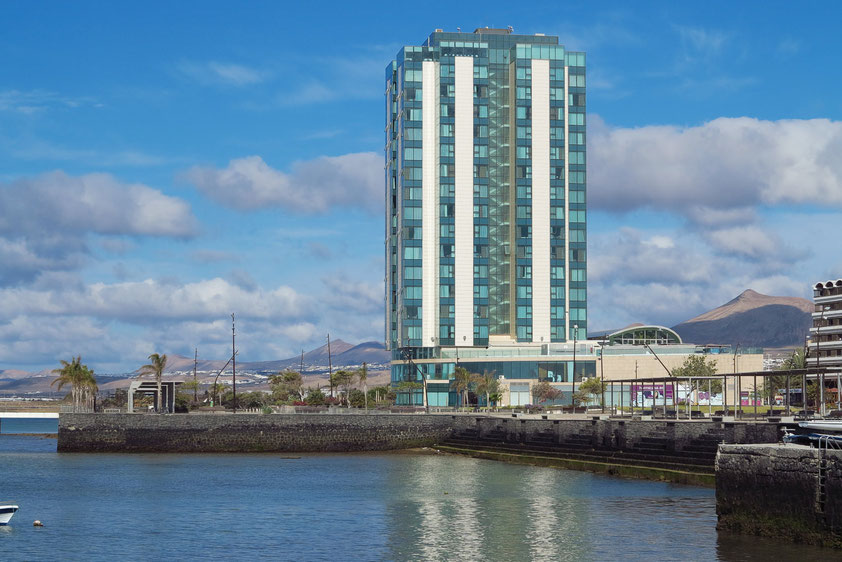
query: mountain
672 289 813 348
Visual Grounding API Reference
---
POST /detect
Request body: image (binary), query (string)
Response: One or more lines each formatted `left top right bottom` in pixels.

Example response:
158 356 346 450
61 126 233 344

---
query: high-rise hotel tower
385 28 590 405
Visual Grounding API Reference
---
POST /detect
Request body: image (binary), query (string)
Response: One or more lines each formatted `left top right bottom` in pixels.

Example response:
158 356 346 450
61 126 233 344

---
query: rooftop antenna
457 27 461 32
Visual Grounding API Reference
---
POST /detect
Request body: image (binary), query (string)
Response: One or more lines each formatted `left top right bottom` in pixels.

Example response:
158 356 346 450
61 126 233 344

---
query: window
405 286 422 299
440 264 454 278
570 210 586 223
516 126 532 139
569 230 586 242
440 244 454 257
516 205 531 219
473 205 488 218
474 244 488 258
516 86 531 99
569 132 585 145
516 245 532 258
518 225 531 238
517 265 532 279
517 285 532 299
473 265 488 278
570 288 586 301
551 286 565 300
474 124 488 138
440 163 455 178
440 124 454 137
474 225 488 238
474 144 488 158
551 207 565 220
440 284 453 298
403 206 421 219
517 185 532 199
473 84 488 98
404 127 422 141
570 308 587 321
516 166 531 179
440 304 454 318
550 67 564 81
550 88 564 101
473 184 488 198
551 167 564 180
440 64 454 78
569 113 585 125
517 325 532 340
473 164 488 178
404 147 422 160
516 146 532 159
473 285 488 298
440 183 455 197
569 151 585 164
516 67 532 80
404 246 421 259
570 269 586 282
440 103 454 117
550 147 561 160
405 306 420 319
440 83 455 97
551 306 564 319
441 144 454 157
473 105 488 118
440 325 454 339
440 203 454 217
551 266 565 280
517 305 532 319
473 65 488 79
569 74 585 87
516 106 531 120
570 249 586 262
440 224 454 237
550 127 564 141
404 266 422 279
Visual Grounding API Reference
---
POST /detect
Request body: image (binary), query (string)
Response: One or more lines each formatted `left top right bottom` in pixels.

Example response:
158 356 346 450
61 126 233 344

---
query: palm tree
475 370 500 410
451 367 476 408
52 356 97 412
140 353 168 413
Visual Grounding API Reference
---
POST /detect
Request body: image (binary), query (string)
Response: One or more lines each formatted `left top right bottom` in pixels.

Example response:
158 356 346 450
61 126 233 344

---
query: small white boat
0 505 18 525
799 420 842 432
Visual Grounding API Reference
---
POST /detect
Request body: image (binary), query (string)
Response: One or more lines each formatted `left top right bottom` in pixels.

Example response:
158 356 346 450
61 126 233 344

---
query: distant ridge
672 289 813 348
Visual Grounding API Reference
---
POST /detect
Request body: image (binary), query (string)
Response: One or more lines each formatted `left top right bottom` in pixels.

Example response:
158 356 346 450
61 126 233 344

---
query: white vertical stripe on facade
531 59 551 344
421 60 438 347
454 56 474 346
563 65 570 341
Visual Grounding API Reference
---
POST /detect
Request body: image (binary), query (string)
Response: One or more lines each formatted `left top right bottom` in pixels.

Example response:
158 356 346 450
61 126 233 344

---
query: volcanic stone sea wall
717 444 842 548
460 416 779 452
58 413 467 453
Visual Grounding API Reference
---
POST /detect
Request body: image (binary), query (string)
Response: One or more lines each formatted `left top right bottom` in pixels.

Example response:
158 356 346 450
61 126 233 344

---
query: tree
269 370 304 404
451 367 476 408
305 387 326 405
474 371 501 409
331 370 356 406
52 356 97 412
180 379 200 408
531 380 562 405
671 354 722 397
397 381 422 405
578 377 607 407
140 353 168 413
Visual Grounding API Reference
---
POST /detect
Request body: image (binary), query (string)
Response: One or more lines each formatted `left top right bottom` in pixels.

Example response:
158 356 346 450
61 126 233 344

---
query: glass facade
386 28 587 394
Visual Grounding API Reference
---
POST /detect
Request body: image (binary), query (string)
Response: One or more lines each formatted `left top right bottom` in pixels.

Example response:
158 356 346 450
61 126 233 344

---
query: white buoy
33 520 43 527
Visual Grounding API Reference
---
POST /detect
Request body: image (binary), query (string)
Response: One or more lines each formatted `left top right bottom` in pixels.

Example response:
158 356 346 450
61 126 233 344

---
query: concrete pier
717 444 842 548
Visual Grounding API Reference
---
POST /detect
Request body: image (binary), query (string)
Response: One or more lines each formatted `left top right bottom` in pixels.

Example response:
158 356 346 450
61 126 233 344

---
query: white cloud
177 61 267 86
184 152 381 213
0 171 197 285
589 116 842 224
0 89 99 113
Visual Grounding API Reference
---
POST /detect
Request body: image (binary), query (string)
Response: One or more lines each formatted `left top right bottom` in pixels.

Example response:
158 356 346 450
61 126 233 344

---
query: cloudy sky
2 1 841 373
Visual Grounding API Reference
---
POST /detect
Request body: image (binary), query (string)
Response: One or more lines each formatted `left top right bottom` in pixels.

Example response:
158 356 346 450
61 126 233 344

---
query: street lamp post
572 324 578 411
600 335 607 413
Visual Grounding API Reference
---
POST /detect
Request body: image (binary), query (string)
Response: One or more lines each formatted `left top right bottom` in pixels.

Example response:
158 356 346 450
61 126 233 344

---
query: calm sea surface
0 420 831 561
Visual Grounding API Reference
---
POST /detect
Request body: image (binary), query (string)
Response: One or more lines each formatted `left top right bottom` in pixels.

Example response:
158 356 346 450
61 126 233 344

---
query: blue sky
2 1 841 372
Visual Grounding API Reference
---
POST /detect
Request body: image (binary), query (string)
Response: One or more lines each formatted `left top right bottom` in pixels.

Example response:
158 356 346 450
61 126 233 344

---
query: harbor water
0 420 831 561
